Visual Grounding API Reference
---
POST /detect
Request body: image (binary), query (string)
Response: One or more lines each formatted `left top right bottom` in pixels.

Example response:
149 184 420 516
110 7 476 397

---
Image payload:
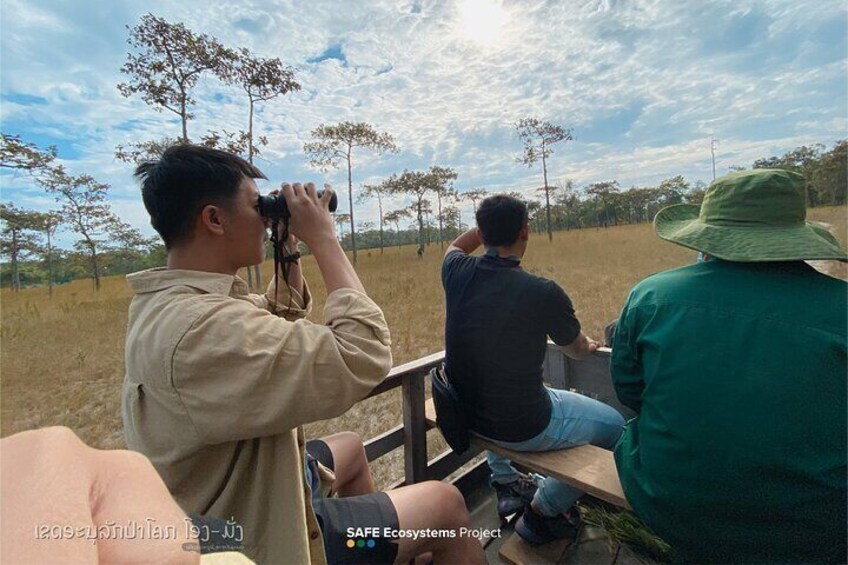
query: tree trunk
11 228 20 292
416 199 425 250
347 150 357 266
542 151 552 242
180 109 188 142
180 86 189 142
247 97 261 287
437 192 444 250
248 98 255 164
88 244 101 291
378 198 384 254
46 225 54 298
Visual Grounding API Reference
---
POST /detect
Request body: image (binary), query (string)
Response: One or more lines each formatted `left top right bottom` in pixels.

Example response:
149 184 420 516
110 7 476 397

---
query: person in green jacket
611 168 847 563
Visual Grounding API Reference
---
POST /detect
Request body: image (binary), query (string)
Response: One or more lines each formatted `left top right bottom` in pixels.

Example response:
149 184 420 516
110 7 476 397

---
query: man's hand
282 182 336 249
560 332 599 361
281 182 365 295
266 188 300 250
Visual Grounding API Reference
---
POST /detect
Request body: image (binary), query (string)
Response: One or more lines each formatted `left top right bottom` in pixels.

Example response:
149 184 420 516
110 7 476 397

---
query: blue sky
1 0 846 247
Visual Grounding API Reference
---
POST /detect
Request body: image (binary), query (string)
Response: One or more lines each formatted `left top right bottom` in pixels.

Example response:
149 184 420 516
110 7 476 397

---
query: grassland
2 207 845 487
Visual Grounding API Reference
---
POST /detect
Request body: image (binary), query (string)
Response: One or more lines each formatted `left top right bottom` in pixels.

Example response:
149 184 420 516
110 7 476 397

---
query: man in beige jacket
122 145 483 564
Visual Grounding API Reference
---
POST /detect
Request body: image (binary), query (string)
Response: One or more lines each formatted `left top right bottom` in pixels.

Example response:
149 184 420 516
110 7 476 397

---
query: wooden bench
424 398 630 564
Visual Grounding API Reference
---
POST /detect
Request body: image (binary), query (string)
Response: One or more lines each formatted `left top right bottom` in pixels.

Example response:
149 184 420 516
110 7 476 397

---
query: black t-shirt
441 249 581 442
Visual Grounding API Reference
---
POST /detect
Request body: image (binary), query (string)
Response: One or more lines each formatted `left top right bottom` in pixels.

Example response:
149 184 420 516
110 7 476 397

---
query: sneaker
514 504 581 546
493 473 539 519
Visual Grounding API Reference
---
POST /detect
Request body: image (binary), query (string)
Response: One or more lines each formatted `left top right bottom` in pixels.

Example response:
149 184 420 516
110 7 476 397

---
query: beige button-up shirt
122 268 392 564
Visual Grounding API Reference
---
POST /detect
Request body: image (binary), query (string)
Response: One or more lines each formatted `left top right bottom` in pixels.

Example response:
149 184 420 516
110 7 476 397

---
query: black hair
475 194 528 247
134 144 267 248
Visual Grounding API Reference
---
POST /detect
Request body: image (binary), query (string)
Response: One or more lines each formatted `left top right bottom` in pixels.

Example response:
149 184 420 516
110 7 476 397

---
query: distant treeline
522 138 847 231
3 140 844 291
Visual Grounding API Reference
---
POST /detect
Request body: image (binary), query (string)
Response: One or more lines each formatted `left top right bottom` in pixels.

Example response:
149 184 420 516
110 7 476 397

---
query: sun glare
457 0 508 47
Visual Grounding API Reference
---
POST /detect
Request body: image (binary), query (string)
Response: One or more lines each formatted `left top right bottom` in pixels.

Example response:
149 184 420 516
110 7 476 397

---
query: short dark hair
134 144 266 248
476 194 528 247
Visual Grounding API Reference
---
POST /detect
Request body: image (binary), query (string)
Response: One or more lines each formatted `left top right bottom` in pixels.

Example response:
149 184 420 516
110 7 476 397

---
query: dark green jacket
612 260 846 563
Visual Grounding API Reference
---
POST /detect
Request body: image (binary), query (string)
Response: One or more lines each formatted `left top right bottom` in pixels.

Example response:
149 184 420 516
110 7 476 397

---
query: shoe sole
514 517 549 546
514 516 579 546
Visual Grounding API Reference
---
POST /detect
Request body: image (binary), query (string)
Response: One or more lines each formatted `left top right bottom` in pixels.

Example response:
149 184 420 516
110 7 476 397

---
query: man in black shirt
442 194 624 545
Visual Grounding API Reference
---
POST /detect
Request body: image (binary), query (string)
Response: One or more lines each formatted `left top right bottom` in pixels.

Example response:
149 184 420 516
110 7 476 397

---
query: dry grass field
2 207 845 487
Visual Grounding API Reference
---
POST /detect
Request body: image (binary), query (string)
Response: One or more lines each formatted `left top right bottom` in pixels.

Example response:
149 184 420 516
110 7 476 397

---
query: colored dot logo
346 539 377 549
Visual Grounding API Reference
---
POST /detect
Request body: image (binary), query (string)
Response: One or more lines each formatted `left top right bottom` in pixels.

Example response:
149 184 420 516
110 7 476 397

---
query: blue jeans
482 387 624 516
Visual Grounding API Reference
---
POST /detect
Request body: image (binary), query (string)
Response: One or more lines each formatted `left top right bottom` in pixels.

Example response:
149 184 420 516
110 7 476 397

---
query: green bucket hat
654 168 847 262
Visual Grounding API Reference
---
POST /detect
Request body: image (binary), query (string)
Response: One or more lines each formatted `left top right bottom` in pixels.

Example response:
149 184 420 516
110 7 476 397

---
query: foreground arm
1 427 197 564
174 290 392 442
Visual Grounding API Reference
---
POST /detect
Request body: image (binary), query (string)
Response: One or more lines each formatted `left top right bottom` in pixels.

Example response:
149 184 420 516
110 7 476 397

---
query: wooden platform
499 532 574 565
425 398 631 564
424 398 630 509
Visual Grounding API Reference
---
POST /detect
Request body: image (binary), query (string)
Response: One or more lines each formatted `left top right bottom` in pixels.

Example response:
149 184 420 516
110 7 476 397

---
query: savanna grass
2 206 845 488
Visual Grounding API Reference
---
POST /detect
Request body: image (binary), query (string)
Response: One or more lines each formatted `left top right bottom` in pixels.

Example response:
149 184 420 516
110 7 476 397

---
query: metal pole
710 137 718 180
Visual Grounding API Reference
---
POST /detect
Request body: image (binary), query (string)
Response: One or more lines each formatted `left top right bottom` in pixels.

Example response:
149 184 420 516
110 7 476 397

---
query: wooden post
402 371 427 484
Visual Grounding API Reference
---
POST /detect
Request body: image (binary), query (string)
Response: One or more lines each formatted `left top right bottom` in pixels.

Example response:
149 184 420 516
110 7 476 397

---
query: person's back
442 194 624 545
444 250 571 440
615 260 846 562
612 168 847 563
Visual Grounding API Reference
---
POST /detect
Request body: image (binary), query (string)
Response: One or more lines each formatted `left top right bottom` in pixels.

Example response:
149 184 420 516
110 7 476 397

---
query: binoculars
257 190 338 220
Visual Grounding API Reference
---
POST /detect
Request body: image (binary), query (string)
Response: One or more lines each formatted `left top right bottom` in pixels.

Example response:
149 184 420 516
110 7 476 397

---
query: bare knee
419 481 470 528
325 430 364 452
334 430 363 446
323 431 367 467
340 432 368 467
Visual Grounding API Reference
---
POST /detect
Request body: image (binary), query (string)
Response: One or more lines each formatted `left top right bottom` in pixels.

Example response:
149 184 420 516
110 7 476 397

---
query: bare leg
385 481 486 564
321 431 376 497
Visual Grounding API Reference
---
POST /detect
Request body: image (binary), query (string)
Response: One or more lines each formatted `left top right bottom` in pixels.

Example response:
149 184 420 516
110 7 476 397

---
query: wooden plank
499 531 572 565
479 437 630 509
365 350 445 399
389 350 444 378
363 424 404 462
426 444 482 481
424 398 630 509
402 373 428 484
364 375 403 399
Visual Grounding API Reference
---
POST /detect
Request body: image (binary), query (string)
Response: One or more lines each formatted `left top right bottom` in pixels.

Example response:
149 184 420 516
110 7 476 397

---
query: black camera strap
270 219 296 313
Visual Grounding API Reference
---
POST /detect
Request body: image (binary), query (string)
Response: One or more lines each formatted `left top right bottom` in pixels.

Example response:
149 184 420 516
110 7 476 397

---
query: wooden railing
357 345 628 493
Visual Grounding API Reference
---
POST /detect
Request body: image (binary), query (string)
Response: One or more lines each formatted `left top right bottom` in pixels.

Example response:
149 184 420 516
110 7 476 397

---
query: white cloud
1 0 845 244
